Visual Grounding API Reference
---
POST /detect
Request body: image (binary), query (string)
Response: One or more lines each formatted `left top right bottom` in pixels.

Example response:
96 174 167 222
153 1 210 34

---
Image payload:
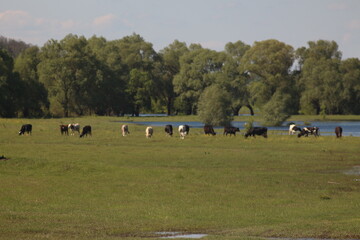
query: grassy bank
0 117 359 239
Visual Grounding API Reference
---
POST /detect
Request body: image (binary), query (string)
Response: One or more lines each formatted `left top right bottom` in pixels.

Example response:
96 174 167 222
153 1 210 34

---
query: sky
1 0 360 59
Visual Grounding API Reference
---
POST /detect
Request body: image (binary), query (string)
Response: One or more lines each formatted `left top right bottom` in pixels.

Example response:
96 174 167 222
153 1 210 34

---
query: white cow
145 126 153 138
121 125 130 136
68 123 80 135
178 125 190 139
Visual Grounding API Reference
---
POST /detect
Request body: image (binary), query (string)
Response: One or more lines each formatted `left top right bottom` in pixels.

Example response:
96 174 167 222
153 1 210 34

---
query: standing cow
178 125 190 139
80 125 92 138
68 123 80 135
335 126 343 138
19 124 32 135
223 126 240 136
60 125 69 135
289 124 302 135
146 126 153 138
165 124 173 136
204 125 216 136
121 125 130 136
244 127 268 138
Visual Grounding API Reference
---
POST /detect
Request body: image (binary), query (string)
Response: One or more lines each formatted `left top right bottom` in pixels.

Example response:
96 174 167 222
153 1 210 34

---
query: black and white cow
289 124 302 135
165 124 173 136
178 125 190 139
204 125 216 136
80 125 92 138
297 127 320 138
19 124 32 135
68 123 80 135
335 126 343 138
223 126 240 136
244 127 268 138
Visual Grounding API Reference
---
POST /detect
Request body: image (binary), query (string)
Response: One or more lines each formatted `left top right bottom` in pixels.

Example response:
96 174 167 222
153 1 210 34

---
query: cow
19 124 32 135
165 124 173 136
80 125 92 138
244 127 268 138
121 125 130 136
223 126 240 136
204 125 216 136
146 126 153 138
68 123 80 135
178 125 190 139
60 124 69 135
297 127 320 138
335 126 343 138
289 124 302 135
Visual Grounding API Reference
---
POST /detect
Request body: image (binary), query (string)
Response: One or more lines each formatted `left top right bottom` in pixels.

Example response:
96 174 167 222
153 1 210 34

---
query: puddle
343 166 360 176
156 232 208 239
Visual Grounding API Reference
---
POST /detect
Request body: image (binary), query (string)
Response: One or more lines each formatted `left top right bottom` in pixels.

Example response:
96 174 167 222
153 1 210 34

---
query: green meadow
0 116 359 240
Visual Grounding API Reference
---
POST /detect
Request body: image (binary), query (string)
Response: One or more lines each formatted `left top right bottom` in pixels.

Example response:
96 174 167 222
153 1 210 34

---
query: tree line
1 34 360 125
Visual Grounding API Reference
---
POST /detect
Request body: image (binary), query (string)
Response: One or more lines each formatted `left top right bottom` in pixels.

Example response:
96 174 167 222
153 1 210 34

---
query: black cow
165 124 173 136
244 127 268 138
204 125 216 136
223 126 240 136
80 125 92 138
298 127 320 138
335 126 343 138
60 125 69 135
19 124 32 135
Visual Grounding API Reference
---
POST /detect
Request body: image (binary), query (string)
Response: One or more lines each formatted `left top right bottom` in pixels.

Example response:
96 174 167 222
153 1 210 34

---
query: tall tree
173 47 227 114
297 40 343 114
14 46 49 117
114 33 159 116
156 40 189 115
340 58 360 114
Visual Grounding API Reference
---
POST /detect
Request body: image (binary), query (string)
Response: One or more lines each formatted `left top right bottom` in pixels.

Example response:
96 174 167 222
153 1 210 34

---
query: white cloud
92 14 116 27
342 33 352 43
200 40 225 51
0 10 31 26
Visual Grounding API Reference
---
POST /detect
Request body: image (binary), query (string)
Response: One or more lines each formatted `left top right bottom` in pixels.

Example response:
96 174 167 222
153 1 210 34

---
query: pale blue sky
1 0 360 59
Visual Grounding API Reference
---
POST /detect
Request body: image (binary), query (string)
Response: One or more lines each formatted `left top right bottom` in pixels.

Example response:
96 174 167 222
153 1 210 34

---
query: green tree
198 84 233 126
297 40 343 114
262 91 292 126
156 40 189 115
114 33 159 115
14 46 49 117
173 47 227 114
38 35 100 117
340 58 360 114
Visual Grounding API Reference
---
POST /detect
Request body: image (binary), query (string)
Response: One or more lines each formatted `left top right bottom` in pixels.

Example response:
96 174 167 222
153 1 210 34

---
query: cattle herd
17 123 344 139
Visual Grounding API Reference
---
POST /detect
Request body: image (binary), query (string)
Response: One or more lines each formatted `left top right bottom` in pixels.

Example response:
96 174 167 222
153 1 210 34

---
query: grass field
0 116 360 240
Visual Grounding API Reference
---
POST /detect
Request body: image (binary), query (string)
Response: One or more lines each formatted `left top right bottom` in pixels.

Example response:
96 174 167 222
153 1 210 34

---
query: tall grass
0 117 359 239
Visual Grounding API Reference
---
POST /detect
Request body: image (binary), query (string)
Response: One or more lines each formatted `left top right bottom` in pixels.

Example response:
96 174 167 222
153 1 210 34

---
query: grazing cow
289 124 302 135
165 124 173 136
121 125 130 136
19 124 32 135
204 125 216 136
244 127 268 138
145 126 153 138
68 123 80 135
178 125 190 139
60 125 69 135
80 125 92 138
223 126 240 136
297 127 320 138
335 126 343 138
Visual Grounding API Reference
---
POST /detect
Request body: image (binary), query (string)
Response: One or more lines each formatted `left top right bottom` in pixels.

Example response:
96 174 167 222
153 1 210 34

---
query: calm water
118 120 360 137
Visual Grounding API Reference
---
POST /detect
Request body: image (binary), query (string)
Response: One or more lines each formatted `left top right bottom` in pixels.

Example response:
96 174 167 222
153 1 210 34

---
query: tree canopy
1 34 360 125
